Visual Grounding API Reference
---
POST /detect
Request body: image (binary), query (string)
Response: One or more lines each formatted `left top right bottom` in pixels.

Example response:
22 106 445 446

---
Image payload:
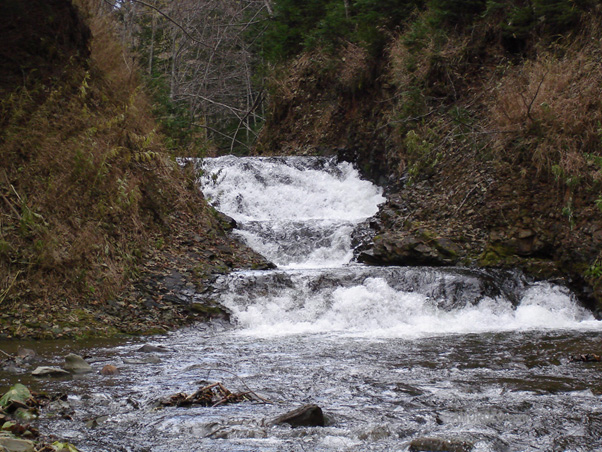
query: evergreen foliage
261 0 425 62
428 0 487 26
261 0 597 63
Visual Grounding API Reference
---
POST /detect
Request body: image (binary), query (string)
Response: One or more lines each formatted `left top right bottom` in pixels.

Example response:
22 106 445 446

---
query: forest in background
251 0 602 309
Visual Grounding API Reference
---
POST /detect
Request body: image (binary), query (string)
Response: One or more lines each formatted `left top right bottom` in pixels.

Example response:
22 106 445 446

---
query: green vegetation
260 0 596 63
261 0 424 61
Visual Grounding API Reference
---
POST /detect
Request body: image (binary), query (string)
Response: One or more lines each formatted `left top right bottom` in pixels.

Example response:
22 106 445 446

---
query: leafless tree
104 0 271 152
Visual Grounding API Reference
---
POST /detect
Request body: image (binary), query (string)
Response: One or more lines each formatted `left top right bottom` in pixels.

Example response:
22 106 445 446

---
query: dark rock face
271 404 325 428
360 231 460 267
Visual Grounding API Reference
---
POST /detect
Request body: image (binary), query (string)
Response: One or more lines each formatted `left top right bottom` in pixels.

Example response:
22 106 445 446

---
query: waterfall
201 156 384 268
200 156 599 338
42 155 602 452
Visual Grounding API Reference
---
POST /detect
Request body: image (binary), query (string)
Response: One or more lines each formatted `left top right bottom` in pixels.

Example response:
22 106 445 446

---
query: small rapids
217 268 597 338
5 155 602 452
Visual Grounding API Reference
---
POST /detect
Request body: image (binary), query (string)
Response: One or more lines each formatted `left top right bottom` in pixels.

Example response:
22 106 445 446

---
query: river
6 155 602 451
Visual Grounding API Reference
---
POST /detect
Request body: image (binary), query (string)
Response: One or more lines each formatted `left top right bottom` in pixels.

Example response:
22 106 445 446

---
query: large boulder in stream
271 404 325 427
63 354 92 374
32 366 70 377
360 230 460 267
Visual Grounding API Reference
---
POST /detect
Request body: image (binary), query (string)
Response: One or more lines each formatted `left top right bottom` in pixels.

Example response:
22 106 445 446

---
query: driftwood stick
455 185 479 214
185 382 219 402
203 367 273 404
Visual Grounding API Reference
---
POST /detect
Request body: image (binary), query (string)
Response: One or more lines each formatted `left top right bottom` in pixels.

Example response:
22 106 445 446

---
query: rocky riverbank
0 205 272 340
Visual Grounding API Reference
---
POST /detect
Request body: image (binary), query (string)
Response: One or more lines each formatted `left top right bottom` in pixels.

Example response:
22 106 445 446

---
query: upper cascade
199 156 385 269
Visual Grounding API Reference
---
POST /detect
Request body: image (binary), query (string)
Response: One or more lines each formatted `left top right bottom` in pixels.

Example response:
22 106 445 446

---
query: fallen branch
202 367 272 404
159 381 253 408
0 271 21 306
1 193 20 218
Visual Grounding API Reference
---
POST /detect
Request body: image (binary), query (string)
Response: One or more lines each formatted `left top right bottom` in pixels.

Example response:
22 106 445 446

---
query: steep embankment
256 6 602 311
0 0 270 339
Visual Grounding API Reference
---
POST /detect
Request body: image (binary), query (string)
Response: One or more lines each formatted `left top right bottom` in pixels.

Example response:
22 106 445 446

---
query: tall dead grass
0 0 207 311
486 20 602 178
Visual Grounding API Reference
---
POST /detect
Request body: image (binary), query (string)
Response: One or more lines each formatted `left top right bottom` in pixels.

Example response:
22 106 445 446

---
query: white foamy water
37 156 602 452
200 155 384 268
217 268 600 339
199 156 601 338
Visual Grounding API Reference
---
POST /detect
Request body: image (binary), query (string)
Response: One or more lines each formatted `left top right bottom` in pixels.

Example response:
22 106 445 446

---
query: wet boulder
409 437 473 452
271 404 325 427
63 354 92 374
360 231 460 267
31 367 70 377
0 438 35 452
0 384 32 411
138 344 169 353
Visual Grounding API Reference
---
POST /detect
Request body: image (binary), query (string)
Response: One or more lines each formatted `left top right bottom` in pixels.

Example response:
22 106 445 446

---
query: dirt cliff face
0 0 271 339
256 22 602 312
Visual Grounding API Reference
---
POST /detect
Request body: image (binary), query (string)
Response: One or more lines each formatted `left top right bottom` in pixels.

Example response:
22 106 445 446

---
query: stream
3 155 602 451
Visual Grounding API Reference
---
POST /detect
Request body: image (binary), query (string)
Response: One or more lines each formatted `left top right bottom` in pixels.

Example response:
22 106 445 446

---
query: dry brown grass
486 23 602 178
0 0 212 312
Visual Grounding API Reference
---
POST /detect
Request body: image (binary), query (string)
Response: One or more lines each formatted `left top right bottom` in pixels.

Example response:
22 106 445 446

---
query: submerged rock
123 356 162 364
271 404 325 427
409 437 473 452
63 354 93 374
32 367 70 377
569 354 601 362
85 415 109 428
16 348 35 361
138 344 169 353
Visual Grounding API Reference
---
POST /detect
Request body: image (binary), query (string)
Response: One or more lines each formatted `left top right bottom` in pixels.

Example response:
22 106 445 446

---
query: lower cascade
25 156 602 451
